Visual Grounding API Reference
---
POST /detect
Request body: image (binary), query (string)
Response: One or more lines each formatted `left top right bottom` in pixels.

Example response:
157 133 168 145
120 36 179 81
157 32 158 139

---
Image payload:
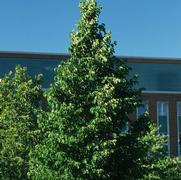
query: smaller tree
0 66 43 179
115 114 166 179
134 114 181 180
143 157 181 179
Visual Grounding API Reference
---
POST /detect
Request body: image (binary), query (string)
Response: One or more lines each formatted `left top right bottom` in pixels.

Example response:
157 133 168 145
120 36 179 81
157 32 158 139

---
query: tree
130 117 181 179
142 156 181 180
29 0 142 178
28 0 181 179
0 66 43 179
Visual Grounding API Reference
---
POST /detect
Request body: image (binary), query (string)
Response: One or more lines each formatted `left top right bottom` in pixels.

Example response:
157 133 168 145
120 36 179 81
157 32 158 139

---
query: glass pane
179 117 181 132
159 116 168 133
137 106 146 117
157 102 168 134
121 122 129 132
137 101 148 118
128 62 181 92
163 144 169 155
0 57 61 88
158 102 167 116
157 102 169 154
177 102 181 116
180 133 181 155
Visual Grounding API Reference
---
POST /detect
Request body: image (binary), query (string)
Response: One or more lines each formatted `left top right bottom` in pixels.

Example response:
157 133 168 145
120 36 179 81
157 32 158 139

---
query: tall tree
0 66 43 179
29 0 181 179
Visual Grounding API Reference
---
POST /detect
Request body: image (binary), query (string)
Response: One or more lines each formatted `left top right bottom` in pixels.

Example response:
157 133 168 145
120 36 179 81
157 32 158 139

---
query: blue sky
0 0 180 58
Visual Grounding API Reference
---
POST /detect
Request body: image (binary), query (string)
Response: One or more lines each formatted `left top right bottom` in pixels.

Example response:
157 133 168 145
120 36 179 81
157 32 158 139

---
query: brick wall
142 93 181 156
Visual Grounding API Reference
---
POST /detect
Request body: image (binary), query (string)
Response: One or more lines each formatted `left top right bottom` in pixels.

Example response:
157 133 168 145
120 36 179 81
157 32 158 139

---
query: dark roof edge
0 51 70 59
119 55 181 61
123 56 181 64
0 51 181 64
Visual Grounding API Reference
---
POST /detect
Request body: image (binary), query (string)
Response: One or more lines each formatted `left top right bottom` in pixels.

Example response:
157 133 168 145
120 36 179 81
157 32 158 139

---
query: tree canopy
0 0 180 179
0 66 43 179
28 0 177 179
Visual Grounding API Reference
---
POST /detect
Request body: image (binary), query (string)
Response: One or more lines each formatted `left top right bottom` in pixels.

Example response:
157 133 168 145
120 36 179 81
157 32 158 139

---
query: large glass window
157 101 169 154
177 102 181 156
137 101 149 118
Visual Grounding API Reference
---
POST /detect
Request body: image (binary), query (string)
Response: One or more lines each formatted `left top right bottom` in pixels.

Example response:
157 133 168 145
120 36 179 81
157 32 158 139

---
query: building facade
0 51 181 156
129 57 181 156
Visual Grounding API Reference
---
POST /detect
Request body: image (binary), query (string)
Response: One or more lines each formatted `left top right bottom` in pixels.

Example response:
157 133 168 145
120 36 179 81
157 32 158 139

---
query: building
0 51 181 156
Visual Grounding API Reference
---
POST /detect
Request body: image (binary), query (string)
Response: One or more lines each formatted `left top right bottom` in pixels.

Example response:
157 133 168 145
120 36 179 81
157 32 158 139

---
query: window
177 102 181 156
157 101 170 155
121 122 129 133
137 101 149 118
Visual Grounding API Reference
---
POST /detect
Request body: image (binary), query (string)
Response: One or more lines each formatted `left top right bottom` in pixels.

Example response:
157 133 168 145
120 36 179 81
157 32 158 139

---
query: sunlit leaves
28 0 181 179
0 66 43 179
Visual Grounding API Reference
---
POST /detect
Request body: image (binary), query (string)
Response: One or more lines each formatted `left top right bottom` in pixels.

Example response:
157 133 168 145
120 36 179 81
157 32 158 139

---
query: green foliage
28 0 146 179
120 116 166 179
0 66 43 179
28 0 181 179
0 1 179 179
142 157 181 180
135 115 181 179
